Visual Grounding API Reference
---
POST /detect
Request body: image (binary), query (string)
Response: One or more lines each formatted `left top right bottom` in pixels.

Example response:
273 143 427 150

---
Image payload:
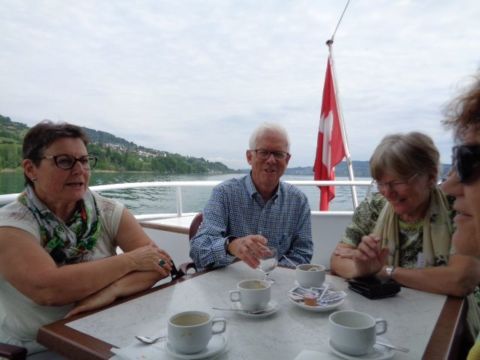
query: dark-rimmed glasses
374 174 418 193
252 149 290 160
453 145 480 184
42 154 97 170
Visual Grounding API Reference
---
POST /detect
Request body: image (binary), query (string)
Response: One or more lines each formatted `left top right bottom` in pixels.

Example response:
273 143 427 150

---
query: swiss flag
313 55 346 210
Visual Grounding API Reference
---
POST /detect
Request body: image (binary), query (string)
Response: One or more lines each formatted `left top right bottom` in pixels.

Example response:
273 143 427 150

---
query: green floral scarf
373 187 453 267
18 185 101 264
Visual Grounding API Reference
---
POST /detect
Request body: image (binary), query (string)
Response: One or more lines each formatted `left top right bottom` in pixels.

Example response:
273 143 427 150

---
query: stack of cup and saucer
288 264 346 312
166 310 228 359
227 279 279 318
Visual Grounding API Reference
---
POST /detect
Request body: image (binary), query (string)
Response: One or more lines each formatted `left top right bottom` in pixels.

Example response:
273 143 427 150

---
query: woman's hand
356 235 382 261
124 244 172 274
333 246 356 259
352 235 388 276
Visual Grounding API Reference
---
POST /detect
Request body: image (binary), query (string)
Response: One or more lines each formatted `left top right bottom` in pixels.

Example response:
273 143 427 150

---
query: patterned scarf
373 186 453 267
18 185 101 265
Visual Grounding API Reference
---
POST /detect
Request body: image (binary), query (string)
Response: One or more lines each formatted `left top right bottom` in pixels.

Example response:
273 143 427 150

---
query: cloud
1 0 479 169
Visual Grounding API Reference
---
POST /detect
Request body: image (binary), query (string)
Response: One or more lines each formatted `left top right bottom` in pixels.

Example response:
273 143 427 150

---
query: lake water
0 172 372 214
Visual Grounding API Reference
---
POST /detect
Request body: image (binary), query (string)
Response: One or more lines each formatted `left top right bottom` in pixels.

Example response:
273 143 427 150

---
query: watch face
386 266 394 277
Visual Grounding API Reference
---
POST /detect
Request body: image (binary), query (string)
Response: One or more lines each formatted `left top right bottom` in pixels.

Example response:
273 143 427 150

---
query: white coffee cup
229 279 271 311
168 311 226 354
329 310 388 356
295 264 326 288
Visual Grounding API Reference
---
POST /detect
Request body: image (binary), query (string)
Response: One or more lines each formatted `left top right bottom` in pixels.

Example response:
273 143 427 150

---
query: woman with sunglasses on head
0 121 173 356
330 132 457 286
441 76 480 359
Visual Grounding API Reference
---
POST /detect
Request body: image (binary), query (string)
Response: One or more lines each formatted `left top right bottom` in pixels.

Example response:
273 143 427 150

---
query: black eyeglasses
253 149 290 160
42 154 97 170
453 145 480 184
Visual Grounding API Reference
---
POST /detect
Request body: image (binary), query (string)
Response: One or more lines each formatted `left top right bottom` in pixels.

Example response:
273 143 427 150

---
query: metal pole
175 186 183 217
328 44 359 208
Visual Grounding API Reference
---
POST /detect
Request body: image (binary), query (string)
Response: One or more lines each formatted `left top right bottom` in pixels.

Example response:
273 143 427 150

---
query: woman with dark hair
441 76 480 359
0 120 173 355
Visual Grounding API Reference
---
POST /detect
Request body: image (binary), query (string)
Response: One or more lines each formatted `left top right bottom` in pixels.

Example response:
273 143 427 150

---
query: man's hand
227 235 269 268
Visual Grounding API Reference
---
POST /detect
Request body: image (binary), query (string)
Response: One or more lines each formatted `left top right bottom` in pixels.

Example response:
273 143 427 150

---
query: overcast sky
1 0 479 170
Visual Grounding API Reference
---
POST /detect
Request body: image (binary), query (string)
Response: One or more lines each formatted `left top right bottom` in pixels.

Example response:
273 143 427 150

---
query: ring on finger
158 259 166 267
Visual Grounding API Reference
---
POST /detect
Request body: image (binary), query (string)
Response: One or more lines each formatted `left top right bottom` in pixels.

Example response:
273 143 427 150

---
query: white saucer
288 294 344 312
233 300 279 318
165 334 227 359
294 280 329 289
328 338 394 360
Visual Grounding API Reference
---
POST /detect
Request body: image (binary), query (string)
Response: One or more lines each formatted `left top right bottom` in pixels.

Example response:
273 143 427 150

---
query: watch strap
225 236 237 255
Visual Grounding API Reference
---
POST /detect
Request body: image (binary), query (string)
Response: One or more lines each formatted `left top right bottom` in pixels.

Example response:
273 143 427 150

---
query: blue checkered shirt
189 174 313 269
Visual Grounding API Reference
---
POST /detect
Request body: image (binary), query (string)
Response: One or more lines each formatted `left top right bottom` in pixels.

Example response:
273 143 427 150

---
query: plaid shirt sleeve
189 184 236 269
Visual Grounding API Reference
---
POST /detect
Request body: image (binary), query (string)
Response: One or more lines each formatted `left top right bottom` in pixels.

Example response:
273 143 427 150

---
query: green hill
0 115 232 174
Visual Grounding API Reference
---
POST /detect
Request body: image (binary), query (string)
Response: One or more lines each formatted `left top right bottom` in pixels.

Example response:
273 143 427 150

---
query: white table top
65 262 446 359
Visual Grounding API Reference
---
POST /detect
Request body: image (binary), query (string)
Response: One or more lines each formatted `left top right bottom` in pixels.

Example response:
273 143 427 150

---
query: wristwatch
225 236 237 256
385 265 395 279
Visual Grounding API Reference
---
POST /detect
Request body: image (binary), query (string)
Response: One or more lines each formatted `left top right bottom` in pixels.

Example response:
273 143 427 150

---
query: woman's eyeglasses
42 154 98 170
453 145 480 184
374 174 418 193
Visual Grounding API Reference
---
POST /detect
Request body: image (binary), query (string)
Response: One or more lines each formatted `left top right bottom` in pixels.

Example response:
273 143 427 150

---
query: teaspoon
376 340 409 353
211 307 267 314
135 335 167 344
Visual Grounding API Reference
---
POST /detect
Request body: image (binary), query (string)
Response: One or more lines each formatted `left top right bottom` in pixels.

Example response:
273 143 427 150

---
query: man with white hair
190 122 313 270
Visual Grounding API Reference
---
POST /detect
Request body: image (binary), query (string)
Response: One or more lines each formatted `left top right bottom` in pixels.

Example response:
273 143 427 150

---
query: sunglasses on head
453 145 480 184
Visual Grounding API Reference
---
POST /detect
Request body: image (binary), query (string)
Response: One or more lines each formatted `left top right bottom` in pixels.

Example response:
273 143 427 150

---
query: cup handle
229 290 241 302
375 318 388 335
211 318 227 335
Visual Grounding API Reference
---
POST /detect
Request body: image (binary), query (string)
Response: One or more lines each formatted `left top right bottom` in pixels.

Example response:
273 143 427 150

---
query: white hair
248 122 290 152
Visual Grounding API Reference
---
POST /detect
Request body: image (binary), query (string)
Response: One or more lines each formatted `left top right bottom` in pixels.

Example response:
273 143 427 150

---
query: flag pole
326 24 358 208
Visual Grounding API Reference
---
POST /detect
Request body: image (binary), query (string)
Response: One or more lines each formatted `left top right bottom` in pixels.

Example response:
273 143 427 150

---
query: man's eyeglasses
453 145 480 184
42 154 97 170
253 149 290 160
374 174 418 193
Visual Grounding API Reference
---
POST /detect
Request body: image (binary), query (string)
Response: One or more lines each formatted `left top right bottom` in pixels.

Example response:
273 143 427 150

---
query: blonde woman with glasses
330 132 456 284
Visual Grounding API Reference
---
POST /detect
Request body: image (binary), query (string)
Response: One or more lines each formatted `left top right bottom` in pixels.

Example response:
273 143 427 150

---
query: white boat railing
0 180 373 216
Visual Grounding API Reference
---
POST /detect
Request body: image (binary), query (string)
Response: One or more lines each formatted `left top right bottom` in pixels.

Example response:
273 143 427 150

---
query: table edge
422 296 467 360
38 268 466 360
37 270 208 359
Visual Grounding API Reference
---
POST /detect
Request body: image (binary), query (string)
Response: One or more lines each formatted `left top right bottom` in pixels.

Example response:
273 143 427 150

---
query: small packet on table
289 284 346 305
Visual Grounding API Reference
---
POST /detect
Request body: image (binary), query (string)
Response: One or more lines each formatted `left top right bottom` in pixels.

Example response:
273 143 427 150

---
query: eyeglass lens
455 145 480 183
55 155 97 170
255 149 288 160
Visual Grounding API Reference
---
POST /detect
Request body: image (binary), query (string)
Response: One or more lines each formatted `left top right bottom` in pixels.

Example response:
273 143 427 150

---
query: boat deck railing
0 180 373 217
